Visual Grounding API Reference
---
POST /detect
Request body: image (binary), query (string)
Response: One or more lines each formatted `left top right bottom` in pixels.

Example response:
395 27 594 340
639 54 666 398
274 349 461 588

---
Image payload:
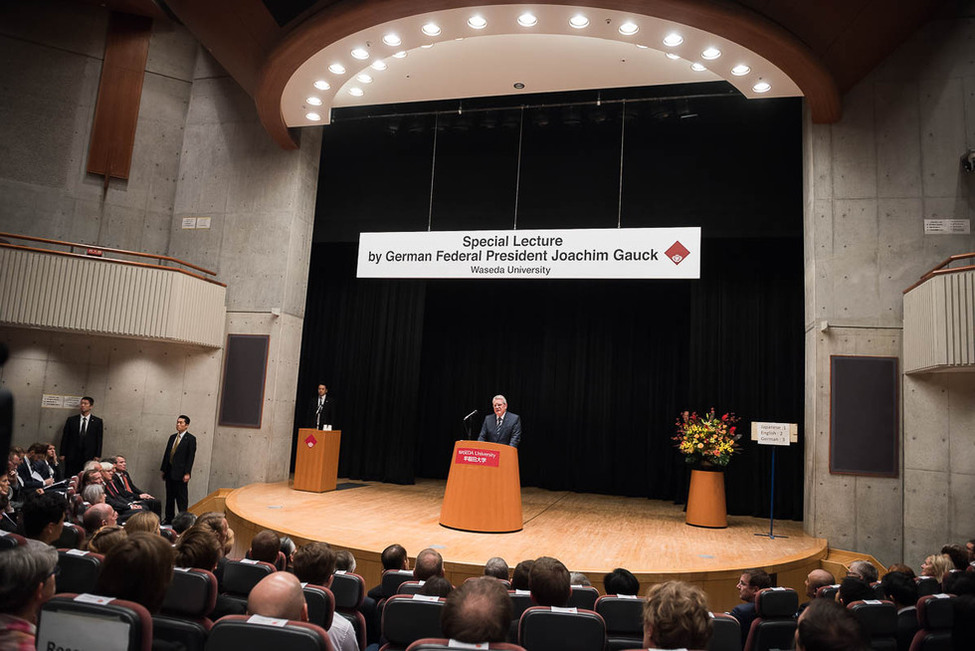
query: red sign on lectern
455 447 500 467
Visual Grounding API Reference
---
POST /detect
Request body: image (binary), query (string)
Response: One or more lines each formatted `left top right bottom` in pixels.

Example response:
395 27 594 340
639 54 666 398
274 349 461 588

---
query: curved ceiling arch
256 0 840 149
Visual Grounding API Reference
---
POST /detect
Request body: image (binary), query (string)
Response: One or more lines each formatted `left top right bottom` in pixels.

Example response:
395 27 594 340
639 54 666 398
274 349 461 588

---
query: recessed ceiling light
328 63 346 75
690 62 707 72
421 43 434 49
753 81 771 93
636 44 649 49
305 112 321 121
731 64 750 76
371 60 387 71
351 48 369 60
313 80 330 90
663 33 683 47
569 14 589 29
513 82 525 89
349 87 364 97
517 12 537 27
356 73 373 83
619 22 639 36
701 47 721 60
306 96 323 106
467 15 487 29
421 22 441 36
392 51 407 58
382 33 401 47
665 53 680 60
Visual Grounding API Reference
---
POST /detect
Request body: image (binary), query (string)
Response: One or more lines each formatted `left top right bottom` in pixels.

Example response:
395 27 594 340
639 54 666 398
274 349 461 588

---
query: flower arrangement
673 408 742 468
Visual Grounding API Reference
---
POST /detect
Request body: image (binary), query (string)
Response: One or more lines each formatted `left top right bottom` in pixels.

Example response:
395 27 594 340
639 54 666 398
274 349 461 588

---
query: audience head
280 536 296 561
171 511 197 535
837 577 874 606
529 556 570 607
942 570 975 596
604 567 640 595
920 554 953 582
175 527 221 571
87 525 128 555
570 572 591 587
292 541 335 586
805 569 836 599
99 460 115 483
335 549 356 572
511 559 534 590
381 543 408 571
483 556 509 580
642 581 712 650
195 512 232 555
847 560 878 584
80 468 103 488
967 539 975 562
737 569 772 603
441 577 512 643
415 548 445 581
22 491 66 543
420 576 454 597
886 563 916 580
124 510 160 536
81 483 105 505
247 572 307 621
96 532 175 613
940 544 969 571
880 571 917 609
249 529 281 564
82 502 117 535
0 543 58 623
82 460 101 473
796 598 868 651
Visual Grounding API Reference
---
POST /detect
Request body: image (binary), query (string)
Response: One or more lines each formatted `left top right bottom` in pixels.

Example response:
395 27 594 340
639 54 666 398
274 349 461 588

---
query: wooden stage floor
224 478 827 612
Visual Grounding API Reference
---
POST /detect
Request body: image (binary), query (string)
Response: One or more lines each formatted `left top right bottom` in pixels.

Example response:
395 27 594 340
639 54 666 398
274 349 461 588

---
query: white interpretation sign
751 421 798 446
924 219 970 234
357 227 701 279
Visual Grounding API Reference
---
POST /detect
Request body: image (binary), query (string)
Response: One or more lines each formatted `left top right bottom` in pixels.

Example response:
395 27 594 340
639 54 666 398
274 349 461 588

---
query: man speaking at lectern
478 395 521 448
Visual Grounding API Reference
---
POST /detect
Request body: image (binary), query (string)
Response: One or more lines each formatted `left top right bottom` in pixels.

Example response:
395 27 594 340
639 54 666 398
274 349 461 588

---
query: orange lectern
439 441 523 533
294 428 341 492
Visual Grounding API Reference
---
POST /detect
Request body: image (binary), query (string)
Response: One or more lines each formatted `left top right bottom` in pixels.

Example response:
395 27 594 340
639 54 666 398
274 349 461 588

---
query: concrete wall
803 3 975 564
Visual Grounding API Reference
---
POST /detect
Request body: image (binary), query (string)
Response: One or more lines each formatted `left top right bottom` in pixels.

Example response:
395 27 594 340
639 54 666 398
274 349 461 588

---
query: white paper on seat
248 614 288 627
551 606 578 613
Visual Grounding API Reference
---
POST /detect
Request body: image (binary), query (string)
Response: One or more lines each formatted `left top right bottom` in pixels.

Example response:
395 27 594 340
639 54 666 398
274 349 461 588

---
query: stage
223 478 827 612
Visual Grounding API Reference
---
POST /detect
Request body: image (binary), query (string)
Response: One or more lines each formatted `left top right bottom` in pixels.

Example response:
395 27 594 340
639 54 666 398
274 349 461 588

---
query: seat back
154 614 210 651
815 584 840 602
914 577 940 598
331 570 366 609
381 594 446 649
406 639 526 651
709 612 741 651
568 586 600 611
909 594 954 651
222 559 276 596
206 614 332 651
397 580 426 595
159 526 179 543
382 569 416 597
303 583 336 630
518 606 606 651
595 595 645 651
57 548 104 593
162 568 218 620
896 606 919 651
744 587 798 651
848 600 897 651
508 590 535 620
38 593 153 651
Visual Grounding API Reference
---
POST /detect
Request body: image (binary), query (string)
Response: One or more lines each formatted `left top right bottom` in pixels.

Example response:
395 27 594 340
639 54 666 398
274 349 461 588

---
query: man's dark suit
60 413 103 477
310 394 335 429
17 458 49 491
160 431 196 522
478 412 522 448
109 471 162 517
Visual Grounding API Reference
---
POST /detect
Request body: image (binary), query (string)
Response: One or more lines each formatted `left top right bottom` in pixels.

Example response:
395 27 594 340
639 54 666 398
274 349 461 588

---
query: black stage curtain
296 236 804 519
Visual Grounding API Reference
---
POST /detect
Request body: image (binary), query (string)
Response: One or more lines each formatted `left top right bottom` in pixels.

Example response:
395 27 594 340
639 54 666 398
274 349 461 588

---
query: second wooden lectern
294 428 341 492
439 440 523 533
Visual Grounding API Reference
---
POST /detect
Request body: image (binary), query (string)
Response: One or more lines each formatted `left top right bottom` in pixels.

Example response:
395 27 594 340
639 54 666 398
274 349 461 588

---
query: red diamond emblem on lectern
665 241 690 265
304 433 318 448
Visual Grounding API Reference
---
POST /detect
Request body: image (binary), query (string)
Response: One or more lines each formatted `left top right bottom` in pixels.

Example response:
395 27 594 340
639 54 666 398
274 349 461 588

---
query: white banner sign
357 227 701 279
751 421 798 446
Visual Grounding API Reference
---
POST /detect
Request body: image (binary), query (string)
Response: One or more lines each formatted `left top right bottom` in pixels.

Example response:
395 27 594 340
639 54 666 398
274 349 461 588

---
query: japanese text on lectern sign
455 448 500 467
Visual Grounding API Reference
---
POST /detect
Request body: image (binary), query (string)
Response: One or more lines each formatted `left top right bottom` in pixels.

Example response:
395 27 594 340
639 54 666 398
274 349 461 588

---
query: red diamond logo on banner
304 433 318 448
665 241 690 265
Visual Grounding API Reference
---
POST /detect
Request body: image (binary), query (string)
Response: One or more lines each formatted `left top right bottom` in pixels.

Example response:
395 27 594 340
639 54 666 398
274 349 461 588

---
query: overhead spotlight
467 15 487 29
421 43 434 49
701 47 721 60
663 32 683 47
731 64 750 76
328 63 346 75
356 73 373 83
636 44 649 49
351 48 369 60
422 22 441 36
517 12 537 27
569 14 589 29
371 60 387 71
382 33 401 46
392 51 407 58
665 53 680 60
313 80 330 90
690 62 707 72
306 96 323 106
753 81 771 93
348 87 364 97
305 112 321 121
618 22 639 36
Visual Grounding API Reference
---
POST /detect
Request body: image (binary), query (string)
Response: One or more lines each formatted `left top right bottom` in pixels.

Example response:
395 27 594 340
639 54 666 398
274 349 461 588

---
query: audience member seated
920 554 953 583
43 443 64 483
175 525 245 620
415 548 445 582
109 455 162 517
511 560 534 591
249 529 282 565
194 512 235 586
0 472 16 532
798 569 835 615
79 468 102 491
604 567 640 596
941 544 969 571
886 563 915 579
336 549 356 571
280 536 297 570
124 510 161 536
81 483 105 506
291 541 359 651
100 461 145 522
171 511 197 535
881 571 918 651
529 556 570 607
18 443 55 492
0 542 58 649
943 571 975 596
847 560 878 584
21 491 66 546
838 577 875 606
642 581 712 650
248 572 307 619
570 572 591 587
420 576 454 598
484 556 509 580
796 599 868 651
966 539 975 563
95 531 175 614
729 568 771 646
441 577 512 644
86 525 127 555
82 502 117 538
367 543 408 601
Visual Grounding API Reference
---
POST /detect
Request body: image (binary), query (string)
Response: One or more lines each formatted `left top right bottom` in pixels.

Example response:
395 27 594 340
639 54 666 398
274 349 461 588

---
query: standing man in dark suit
160 414 196 525
478 395 522 448
60 396 103 477
310 383 335 429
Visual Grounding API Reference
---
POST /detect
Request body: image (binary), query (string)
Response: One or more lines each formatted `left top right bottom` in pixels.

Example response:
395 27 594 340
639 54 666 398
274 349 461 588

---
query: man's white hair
492 395 507 404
